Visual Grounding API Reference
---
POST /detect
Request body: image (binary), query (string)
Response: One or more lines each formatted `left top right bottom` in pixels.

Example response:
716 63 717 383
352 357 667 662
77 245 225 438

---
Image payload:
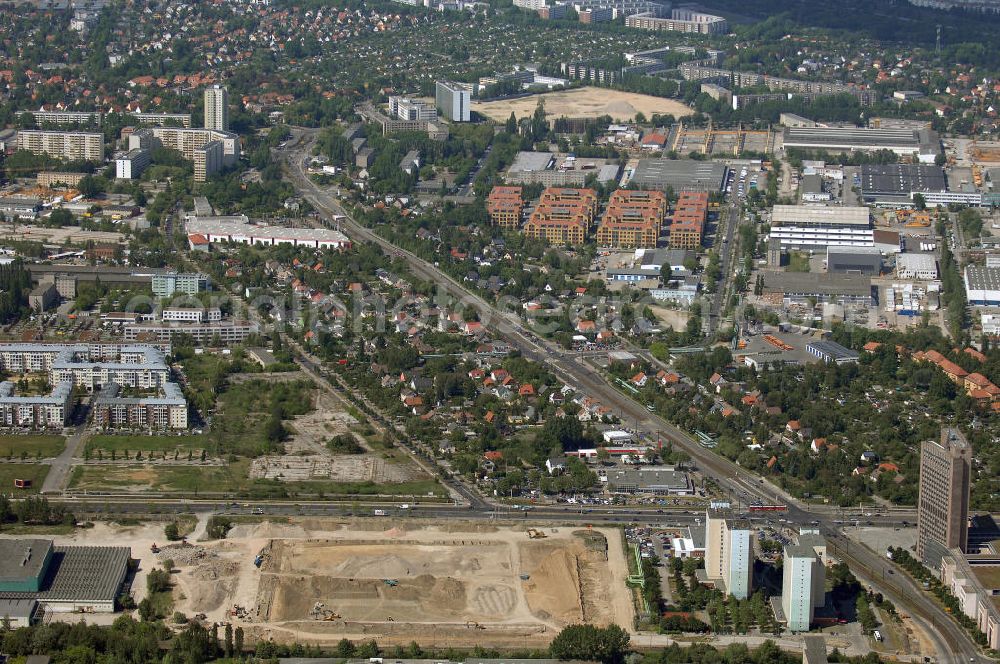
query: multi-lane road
267 130 988 663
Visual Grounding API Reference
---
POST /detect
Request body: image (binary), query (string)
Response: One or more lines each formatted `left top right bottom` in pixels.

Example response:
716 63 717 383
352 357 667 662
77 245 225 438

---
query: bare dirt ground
0 520 633 646
473 87 694 123
247 389 423 484
174 520 633 647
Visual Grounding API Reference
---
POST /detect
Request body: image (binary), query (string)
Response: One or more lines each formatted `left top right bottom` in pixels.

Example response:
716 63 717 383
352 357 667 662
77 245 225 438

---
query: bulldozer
466 621 486 630
526 528 547 539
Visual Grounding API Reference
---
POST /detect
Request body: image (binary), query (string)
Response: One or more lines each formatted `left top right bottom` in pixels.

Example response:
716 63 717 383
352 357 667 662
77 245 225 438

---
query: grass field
0 435 65 459
85 434 209 457
787 251 811 273
68 462 444 498
0 463 50 493
69 461 251 494
473 86 694 122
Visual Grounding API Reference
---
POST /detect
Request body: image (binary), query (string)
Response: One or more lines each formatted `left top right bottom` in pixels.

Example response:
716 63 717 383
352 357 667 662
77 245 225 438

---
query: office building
185 218 352 250
704 504 754 599
436 81 471 122
596 189 667 248
965 266 1000 307
896 253 938 280
115 148 150 180
781 535 826 632
28 282 58 312
388 96 438 122
669 191 709 249
604 467 694 495
0 539 131 613
769 205 872 250
512 0 546 8
204 85 229 131
123 320 255 345
486 186 524 229
161 308 222 323
626 8 728 33
150 272 209 297
16 130 104 162
917 428 972 563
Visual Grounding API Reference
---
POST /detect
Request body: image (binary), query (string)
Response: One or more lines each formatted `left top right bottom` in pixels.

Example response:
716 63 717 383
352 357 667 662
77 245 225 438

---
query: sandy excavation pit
256 531 616 630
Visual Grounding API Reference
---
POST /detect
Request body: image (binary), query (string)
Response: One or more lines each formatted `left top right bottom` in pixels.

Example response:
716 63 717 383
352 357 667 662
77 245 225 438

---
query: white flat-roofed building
783 126 940 163
16 130 104 162
965 266 1000 307
133 112 192 128
161 307 222 323
769 205 872 249
115 148 150 180
896 253 939 280
123 321 255 345
186 218 352 250
28 110 101 127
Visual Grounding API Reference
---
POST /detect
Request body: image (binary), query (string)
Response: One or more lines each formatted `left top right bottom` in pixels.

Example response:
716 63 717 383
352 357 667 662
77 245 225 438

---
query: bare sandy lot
182 520 632 647
3 519 633 646
474 87 694 122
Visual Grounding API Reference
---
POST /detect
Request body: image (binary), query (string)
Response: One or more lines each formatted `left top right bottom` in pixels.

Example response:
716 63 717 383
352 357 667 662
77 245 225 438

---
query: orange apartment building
669 191 709 249
486 186 524 230
596 189 667 248
525 187 598 245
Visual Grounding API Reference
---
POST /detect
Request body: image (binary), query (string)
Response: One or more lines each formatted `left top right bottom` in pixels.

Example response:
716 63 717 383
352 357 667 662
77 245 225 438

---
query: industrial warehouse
186 217 352 250
0 539 132 616
781 125 941 163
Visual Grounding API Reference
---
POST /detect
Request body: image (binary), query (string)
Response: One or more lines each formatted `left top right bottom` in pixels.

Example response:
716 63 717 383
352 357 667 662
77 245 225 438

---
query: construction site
666 121 774 157
158 519 634 648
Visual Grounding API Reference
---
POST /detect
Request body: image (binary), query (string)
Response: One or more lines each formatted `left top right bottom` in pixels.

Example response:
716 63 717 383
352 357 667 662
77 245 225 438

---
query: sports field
473 87 694 122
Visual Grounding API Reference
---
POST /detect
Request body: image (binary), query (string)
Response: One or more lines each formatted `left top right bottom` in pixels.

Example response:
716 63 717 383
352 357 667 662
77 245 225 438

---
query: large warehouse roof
771 205 870 227
630 159 728 192
0 546 130 604
0 540 52 586
861 164 947 196
783 126 937 153
761 271 873 297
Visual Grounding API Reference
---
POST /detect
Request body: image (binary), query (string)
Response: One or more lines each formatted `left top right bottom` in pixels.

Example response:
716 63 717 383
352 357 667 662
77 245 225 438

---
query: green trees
163 522 181 541
550 624 630 664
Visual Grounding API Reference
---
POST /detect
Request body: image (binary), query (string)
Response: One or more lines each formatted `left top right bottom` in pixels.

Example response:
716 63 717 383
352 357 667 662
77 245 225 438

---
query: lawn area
0 435 65 459
0 463 50 493
787 251 811 272
67 462 445 498
69 460 252 494
84 434 209 457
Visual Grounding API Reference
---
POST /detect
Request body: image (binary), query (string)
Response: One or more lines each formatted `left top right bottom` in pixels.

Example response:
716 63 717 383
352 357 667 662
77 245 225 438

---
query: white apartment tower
204 85 229 131
704 503 754 600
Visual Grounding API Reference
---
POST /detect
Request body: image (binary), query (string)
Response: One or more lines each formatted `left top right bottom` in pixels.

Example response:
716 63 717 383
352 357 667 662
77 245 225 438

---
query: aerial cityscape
1 0 1000 662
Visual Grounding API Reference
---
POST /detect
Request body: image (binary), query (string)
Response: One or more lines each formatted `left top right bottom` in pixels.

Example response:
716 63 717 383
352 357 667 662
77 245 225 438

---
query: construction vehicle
526 528 547 539
150 543 159 554
383 579 398 587
254 554 264 568
465 621 486 630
